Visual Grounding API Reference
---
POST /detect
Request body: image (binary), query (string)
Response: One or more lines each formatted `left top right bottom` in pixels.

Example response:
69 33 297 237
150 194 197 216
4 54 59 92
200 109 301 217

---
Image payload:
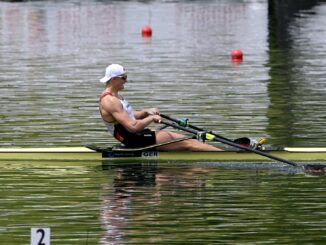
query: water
1 0 326 244
1 0 326 147
0 161 325 244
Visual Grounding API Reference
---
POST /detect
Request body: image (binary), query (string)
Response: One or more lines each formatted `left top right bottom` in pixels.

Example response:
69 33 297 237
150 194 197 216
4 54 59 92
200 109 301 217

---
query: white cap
100 64 126 84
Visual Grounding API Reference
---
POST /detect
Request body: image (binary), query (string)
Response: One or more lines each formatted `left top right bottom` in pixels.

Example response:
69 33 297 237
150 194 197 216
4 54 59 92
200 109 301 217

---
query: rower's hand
151 115 162 124
145 107 160 115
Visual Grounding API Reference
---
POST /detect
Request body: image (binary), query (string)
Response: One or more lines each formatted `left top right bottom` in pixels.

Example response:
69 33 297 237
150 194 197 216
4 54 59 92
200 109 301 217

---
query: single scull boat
1 146 326 162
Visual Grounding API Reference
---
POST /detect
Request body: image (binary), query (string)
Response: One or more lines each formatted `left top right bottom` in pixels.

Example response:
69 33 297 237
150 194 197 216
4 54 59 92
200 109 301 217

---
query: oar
161 114 232 142
160 115 325 173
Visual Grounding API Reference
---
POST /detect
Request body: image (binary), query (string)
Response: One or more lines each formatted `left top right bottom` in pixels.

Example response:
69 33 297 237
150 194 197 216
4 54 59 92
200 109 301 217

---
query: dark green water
0 161 325 244
1 0 326 244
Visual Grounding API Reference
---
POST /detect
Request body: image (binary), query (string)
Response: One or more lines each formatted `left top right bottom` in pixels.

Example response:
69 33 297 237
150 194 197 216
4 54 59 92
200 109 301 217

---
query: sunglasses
117 75 127 80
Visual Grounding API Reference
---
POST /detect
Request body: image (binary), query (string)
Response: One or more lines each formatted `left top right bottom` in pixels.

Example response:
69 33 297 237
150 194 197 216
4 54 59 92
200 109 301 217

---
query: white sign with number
31 228 50 245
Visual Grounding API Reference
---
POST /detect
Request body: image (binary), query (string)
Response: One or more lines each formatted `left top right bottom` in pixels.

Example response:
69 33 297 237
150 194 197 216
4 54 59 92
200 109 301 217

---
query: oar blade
304 164 326 174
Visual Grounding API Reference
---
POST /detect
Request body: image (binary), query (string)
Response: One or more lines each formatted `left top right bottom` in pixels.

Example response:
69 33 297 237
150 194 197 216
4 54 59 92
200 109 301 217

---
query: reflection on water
1 1 326 147
1 0 324 148
267 0 326 146
0 160 106 244
99 162 326 244
0 1 325 147
0 160 324 244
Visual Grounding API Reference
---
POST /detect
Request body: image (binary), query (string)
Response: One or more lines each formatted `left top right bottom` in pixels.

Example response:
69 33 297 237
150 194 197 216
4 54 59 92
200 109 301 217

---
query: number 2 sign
31 228 50 245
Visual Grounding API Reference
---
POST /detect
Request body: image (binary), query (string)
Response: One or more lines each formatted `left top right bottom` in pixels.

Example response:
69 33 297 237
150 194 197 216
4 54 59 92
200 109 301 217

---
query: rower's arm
102 97 160 133
134 108 160 119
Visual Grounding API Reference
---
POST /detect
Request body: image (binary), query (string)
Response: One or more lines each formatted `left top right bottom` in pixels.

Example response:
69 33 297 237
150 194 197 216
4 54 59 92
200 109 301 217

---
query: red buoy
141 26 152 37
231 49 243 63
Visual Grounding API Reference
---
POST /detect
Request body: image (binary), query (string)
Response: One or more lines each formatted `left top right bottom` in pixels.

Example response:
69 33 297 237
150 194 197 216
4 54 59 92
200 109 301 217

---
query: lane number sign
31 228 50 245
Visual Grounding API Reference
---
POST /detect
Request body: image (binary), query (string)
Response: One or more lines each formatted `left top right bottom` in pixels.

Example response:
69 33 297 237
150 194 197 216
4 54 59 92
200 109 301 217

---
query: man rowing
99 64 221 151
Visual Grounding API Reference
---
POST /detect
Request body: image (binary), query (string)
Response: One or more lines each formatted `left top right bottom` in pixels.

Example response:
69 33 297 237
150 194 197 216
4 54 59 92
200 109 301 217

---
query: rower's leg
155 131 222 151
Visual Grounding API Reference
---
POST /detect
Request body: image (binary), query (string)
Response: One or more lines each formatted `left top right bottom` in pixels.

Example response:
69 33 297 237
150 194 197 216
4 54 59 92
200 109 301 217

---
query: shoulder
100 94 123 112
100 92 119 103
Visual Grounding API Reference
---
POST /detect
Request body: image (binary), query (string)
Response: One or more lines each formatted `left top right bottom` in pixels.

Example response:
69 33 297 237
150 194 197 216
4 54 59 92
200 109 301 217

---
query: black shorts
114 124 156 148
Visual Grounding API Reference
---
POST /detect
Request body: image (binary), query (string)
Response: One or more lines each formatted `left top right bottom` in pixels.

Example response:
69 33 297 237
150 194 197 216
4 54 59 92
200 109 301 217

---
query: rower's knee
185 139 205 150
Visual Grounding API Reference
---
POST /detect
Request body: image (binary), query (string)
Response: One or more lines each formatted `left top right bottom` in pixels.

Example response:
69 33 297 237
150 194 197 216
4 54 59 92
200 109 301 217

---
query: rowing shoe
160 114 326 173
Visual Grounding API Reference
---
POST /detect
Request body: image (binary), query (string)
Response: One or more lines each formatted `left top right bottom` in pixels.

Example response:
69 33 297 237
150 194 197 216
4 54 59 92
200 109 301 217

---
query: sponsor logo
141 151 159 157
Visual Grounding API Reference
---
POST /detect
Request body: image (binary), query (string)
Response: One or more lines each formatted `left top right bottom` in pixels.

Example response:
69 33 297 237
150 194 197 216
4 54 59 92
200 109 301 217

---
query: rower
98 64 222 151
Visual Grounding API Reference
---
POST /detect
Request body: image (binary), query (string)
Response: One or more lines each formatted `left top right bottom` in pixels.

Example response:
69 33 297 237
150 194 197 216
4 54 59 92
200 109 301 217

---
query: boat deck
1 147 326 162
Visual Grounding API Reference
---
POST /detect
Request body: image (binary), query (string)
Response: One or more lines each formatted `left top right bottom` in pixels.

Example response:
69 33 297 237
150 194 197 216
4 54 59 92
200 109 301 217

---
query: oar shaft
211 134 298 167
161 114 230 142
161 119 298 167
161 114 202 131
162 120 199 135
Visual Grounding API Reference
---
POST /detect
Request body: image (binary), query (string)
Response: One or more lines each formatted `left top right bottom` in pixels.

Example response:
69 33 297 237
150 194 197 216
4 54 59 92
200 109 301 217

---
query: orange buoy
231 49 243 62
141 25 152 37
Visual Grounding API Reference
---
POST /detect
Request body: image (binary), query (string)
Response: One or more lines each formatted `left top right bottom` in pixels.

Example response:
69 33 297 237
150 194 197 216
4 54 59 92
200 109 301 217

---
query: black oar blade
304 164 326 174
